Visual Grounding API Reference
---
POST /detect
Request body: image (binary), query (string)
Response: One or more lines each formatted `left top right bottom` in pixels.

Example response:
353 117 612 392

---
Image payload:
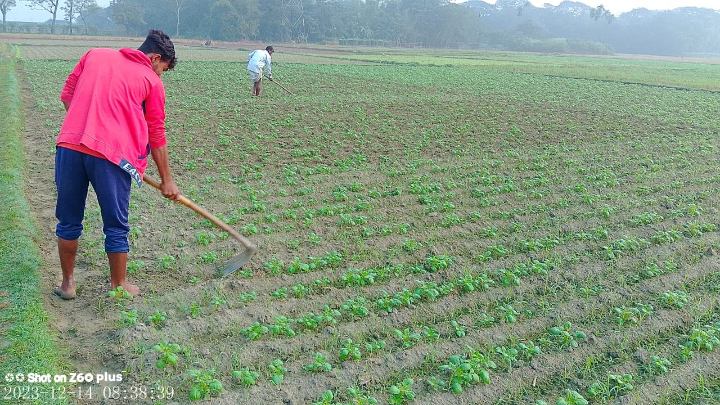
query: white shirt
247 50 272 76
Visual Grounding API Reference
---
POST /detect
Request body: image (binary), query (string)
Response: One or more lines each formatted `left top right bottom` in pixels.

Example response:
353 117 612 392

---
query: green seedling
312 390 337 405
304 352 332 372
682 324 720 352
450 320 466 337
426 254 453 272
388 378 415 404
119 309 138 326
183 302 202 318
588 373 634 400
238 291 257 303
494 345 519 368
649 355 671 375
127 259 145 275
241 322 269 341
365 338 386 353
269 316 296 337
232 367 259 387
477 313 496 327
496 304 520 323
271 286 288 299
210 296 227 312
422 326 440 341
440 355 484 394
340 339 362 361
147 310 167 326
152 341 183 369
263 257 285 274
157 253 176 269
340 297 370 319
393 328 421 348
549 321 586 349
347 387 377 404
268 359 287 385
187 369 222 401
658 290 691 309
516 341 542 361
108 286 131 302
290 283 309 298
614 303 653 326
555 389 589 405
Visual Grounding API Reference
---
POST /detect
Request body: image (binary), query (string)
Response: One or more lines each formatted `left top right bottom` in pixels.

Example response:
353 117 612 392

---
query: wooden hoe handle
143 175 256 250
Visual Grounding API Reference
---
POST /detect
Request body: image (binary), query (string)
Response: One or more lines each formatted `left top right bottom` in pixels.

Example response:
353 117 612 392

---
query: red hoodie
58 48 167 185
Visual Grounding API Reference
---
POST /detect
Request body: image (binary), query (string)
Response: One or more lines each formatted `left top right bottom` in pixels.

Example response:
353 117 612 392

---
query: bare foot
112 282 140 297
53 284 76 300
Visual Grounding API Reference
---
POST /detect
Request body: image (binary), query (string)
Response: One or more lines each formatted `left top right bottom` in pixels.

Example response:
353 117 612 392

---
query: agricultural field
4 34 720 404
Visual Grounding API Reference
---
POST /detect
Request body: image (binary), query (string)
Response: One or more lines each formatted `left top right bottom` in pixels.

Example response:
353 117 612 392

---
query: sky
6 0 720 23
474 0 720 15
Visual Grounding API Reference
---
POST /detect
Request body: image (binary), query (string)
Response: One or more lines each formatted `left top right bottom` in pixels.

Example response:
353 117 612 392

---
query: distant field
5 34 720 404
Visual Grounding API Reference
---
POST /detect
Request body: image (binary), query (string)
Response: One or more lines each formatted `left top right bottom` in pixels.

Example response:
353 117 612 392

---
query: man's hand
160 179 180 201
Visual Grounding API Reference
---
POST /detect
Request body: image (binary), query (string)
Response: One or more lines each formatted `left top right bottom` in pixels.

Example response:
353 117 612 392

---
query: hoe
144 175 257 276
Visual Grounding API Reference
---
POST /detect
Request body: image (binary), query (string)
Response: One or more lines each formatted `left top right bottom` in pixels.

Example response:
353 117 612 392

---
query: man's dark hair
138 29 177 70
265 46 274 52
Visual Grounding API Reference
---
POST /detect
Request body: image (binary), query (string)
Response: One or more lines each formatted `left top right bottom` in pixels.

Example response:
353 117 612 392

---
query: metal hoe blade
224 247 257 276
143 175 259 277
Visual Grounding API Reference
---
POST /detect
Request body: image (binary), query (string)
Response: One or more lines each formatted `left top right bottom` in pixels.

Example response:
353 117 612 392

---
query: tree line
3 0 720 57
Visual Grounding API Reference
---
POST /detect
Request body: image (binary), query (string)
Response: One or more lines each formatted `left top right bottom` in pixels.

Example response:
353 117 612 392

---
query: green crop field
2 34 720 404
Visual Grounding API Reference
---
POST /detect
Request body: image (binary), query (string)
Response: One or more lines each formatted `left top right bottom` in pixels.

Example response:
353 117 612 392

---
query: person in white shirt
247 46 274 96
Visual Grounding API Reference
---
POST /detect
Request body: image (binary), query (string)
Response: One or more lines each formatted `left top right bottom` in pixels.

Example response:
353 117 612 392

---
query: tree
0 0 17 32
171 0 187 37
590 5 614 24
110 0 146 36
24 0 61 33
76 0 100 34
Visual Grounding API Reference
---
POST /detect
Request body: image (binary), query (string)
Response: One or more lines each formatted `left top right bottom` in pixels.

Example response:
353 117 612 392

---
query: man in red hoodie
54 29 179 299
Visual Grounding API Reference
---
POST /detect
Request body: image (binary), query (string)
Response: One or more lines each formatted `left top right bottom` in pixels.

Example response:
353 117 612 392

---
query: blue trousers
55 147 131 253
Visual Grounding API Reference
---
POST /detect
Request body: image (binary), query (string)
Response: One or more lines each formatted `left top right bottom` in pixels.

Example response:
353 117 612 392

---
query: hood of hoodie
120 48 153 70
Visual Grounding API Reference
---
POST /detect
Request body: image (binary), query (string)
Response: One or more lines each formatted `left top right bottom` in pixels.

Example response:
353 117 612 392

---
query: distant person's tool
269 77 293 95
143 175 257 276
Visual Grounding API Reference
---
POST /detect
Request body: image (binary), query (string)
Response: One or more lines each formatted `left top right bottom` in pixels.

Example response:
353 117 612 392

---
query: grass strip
0 43 69 404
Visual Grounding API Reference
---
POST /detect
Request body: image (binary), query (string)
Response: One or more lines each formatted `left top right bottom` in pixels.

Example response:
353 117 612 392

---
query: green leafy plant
648 355 671 375
312 390 338 405
393 328 421 349
268 359 287 385
210 296 227 312
516 341 541 361
365 338 386 353
494 345 519 368
183 301 202 318
658 290 691 309
496 304 520 323
340 339 362 361
549 322 586 349
450 320 466 337
555 389 589 405
118 309 139 326
187 369 222 401
108 286 131 302
152 341 183 369
304 352 333 372
588 373 634 400
347 387 377 404
241 322 270 341
269 316 296 337
340 297 370 319
232 367 259 387
238 291 257 303
388 378 415 404
147 310 167 326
